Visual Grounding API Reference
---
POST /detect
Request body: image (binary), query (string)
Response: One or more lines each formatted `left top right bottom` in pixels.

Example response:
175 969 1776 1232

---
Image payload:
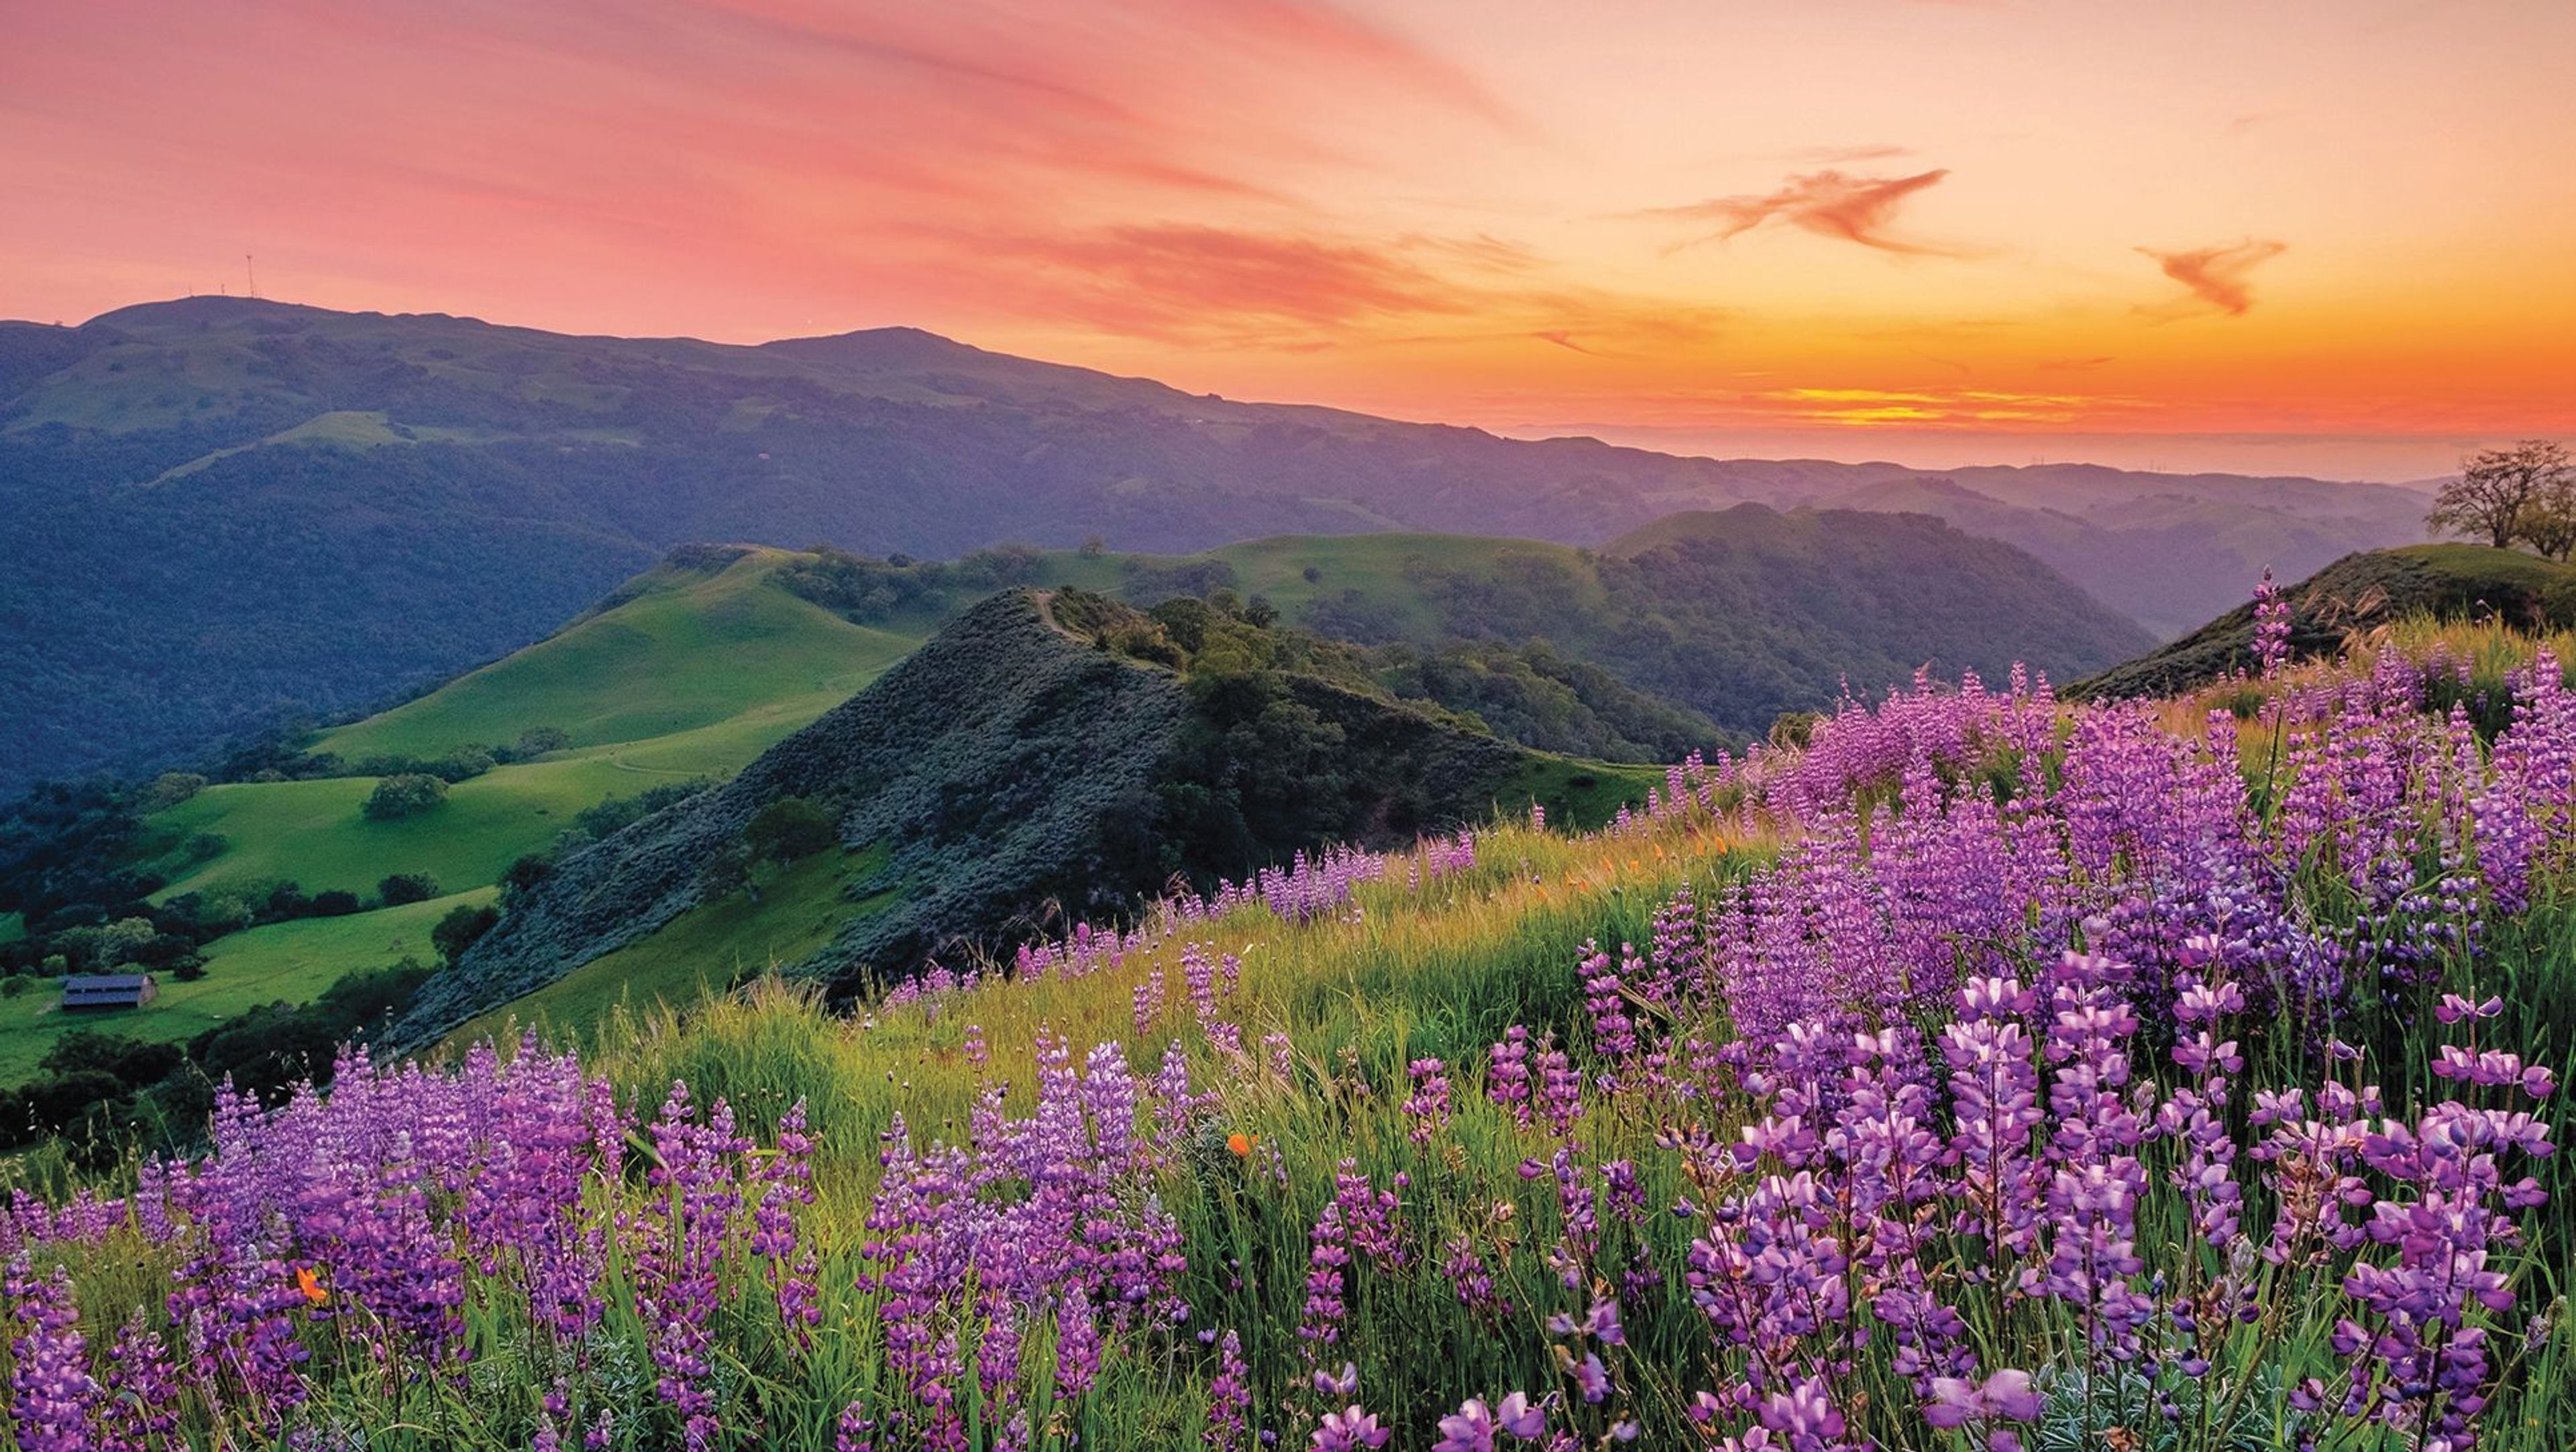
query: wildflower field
5 621 2574 1451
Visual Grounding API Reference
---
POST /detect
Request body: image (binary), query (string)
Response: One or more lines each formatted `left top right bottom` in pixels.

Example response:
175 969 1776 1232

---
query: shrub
431 902 500 964
429 746 496 783
362 773 448 821
139 771 207 812
499 854 553 903
745 797 839 865
378 871 441 905
515 726 570 756
311 889 362 916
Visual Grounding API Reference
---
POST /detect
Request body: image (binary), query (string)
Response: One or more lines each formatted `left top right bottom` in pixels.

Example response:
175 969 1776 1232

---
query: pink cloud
2137 239 2288 316
1639 169 1970 256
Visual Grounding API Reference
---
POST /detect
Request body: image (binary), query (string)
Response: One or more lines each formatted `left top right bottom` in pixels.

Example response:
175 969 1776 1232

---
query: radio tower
246 254 258 299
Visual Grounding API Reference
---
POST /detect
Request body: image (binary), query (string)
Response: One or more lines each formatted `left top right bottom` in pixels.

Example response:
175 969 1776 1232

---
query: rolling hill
2073 543 2576 701
1815 472 2430 638
0 296 2431 789
390 588 1646 1046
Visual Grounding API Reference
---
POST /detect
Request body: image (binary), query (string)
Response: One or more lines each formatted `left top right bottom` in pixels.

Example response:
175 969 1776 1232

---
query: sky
5 0 2573 480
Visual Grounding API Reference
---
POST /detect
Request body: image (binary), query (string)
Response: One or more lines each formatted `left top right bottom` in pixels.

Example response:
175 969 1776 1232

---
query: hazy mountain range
0 296 2430 789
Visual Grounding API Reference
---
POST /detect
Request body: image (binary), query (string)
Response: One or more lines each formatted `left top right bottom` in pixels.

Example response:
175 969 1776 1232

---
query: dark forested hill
0 296 2416 789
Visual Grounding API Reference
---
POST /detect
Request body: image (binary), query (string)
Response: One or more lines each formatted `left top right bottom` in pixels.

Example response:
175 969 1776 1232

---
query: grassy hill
779 506 2154 741
138 549 928 901
2074 543 2576 700
1 295 2429 790
315 545 918 762
10 619 2573 1451
0 510 2153 1091
394 588 1663 1045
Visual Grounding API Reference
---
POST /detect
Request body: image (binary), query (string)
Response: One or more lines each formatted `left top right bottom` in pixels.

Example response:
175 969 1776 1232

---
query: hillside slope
392 590 1579 1046
1817 473 2425 638
2073 543 2576 700
779 507 2155 740
0 296 2422 787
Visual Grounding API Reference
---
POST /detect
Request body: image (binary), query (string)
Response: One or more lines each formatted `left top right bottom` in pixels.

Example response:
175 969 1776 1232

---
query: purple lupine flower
1205 1329 1251 1451
8 1259 98 1452
1923 1368 2043 1428
751 1099 820 1347
1489 1027 1534 1125
1311 1405 1391 1451
1494 1390 1547 1439
1435 1397 1498 1452
2253 567 2292 676
1403 1058 1452 1146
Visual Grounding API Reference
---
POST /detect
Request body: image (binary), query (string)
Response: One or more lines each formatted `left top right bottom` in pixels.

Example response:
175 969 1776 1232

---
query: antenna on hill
245 254 258 299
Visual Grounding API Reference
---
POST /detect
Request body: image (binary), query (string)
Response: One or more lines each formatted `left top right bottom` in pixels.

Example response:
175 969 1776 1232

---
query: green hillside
317 546 917 762
395 589 1664 1046
144 550 930 901
780 506 2152 741
2074 543 2576 700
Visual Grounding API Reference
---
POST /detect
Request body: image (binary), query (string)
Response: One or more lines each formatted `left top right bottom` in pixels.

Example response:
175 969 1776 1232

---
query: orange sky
6 0 2573 479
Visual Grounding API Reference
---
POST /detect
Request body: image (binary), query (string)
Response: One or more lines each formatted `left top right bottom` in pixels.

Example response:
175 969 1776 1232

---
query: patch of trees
563 778 714 851
775 544 1052 624
362 773 448 820
703 796 841 904
432 902 501 964
1371 640 1725 764
2426 441 2576 557
378 871 441 905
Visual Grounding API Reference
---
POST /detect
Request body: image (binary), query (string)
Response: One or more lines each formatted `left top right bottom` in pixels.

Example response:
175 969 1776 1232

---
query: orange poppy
1227 1132 1258 1158
294 1266 328 1305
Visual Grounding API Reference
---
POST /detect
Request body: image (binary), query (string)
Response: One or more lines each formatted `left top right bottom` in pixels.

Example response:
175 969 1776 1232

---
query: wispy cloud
2137 239 2288 316
993 224 1470 339
1635 169 1972 256
1782 144 1917 164
972 221 1726 352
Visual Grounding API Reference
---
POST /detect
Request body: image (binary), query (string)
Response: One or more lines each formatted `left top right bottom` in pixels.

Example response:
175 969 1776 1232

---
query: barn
58 972 158 1011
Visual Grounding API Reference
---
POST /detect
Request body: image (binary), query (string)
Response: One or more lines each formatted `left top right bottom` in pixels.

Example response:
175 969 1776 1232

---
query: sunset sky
6 0 2572 479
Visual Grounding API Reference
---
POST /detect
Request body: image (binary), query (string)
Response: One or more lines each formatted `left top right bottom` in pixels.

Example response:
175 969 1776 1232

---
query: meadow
5 606 2573 1451
0 891 494 1085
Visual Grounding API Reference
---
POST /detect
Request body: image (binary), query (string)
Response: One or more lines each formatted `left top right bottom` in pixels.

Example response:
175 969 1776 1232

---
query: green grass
318 549 920 762
1495 756 1666 829
2400 541 2576 593
0 889 494 1082
1027 533 1606 645
142 551 930 904
0 912 21 946
443 850 890 1053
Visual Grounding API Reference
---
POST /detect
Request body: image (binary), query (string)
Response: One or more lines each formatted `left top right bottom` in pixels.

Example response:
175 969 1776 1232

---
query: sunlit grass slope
317 547 919 761
146 552 925 902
